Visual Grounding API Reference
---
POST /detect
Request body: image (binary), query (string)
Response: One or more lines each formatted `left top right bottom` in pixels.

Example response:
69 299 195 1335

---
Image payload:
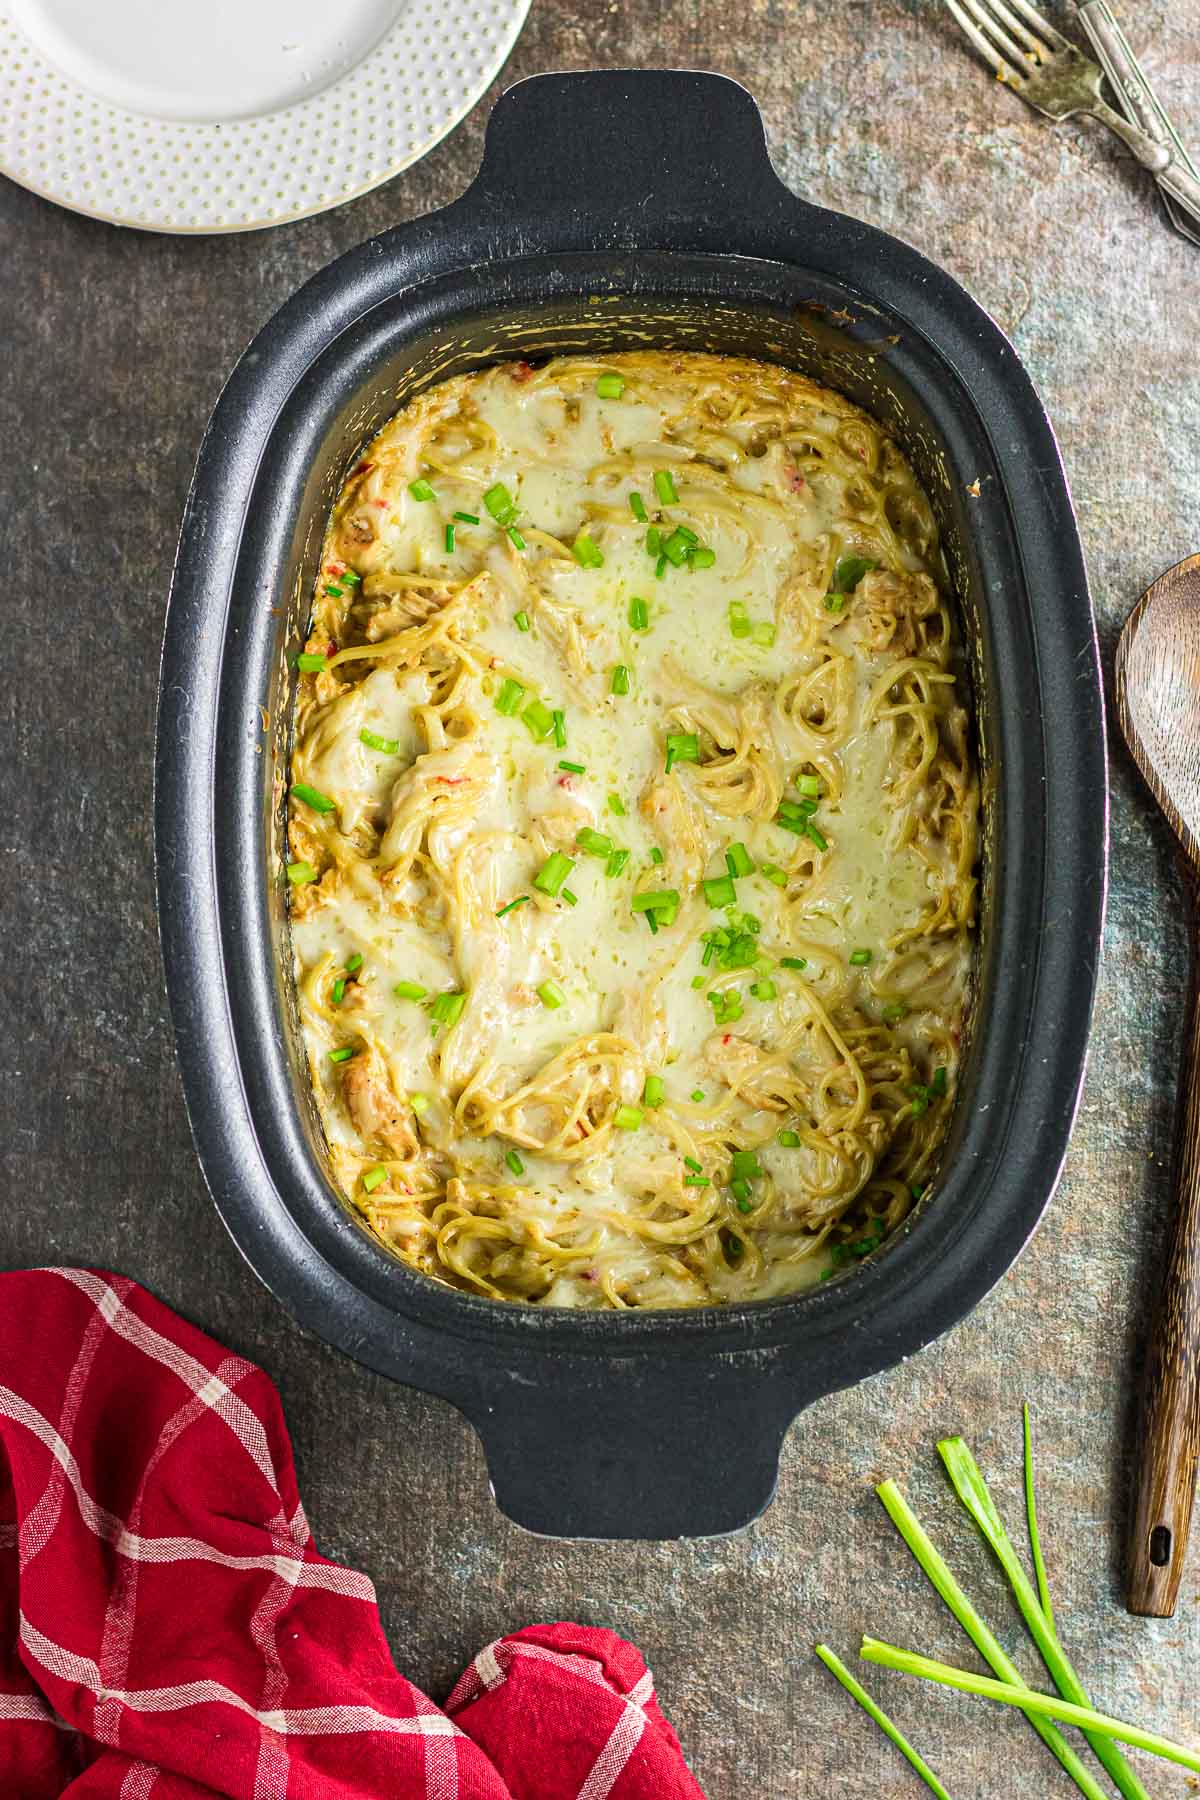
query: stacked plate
0 0 530 231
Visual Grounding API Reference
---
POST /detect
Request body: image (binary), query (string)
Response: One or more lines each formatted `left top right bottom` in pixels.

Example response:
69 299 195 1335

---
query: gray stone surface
2 2 1198 1793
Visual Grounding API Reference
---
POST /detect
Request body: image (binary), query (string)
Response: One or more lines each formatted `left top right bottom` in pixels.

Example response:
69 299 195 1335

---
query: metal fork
944 0 1173 174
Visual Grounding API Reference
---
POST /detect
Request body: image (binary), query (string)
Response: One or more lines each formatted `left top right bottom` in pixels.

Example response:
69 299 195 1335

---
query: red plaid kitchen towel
0 1269 706 1799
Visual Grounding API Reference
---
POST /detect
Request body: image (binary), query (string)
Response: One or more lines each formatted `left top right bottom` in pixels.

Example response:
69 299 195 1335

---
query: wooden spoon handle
1127 870 1200 1616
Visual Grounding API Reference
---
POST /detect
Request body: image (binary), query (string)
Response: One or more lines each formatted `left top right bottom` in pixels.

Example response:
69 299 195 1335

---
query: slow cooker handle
471 1362 800 1539
455 68 797 244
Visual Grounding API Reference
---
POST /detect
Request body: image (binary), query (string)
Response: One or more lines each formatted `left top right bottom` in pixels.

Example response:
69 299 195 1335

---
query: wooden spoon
1115 551 1200 1617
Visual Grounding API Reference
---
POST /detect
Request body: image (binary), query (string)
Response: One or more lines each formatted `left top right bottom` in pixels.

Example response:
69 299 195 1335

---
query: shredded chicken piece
378 738 499 884
359 579 453 636
640 772 715 888
703 1035 800 1111
342 1054 419 1158
856 568 939 655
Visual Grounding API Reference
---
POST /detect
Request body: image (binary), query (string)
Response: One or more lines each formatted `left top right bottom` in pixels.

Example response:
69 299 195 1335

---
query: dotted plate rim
0 0 531 234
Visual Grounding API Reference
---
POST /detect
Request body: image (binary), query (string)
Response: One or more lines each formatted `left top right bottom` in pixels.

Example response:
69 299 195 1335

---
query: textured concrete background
2 2 1198 1794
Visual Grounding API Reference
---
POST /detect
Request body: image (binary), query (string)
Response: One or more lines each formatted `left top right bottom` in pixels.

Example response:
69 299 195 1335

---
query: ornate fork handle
1087 94 1172 171
1078 0 1200 238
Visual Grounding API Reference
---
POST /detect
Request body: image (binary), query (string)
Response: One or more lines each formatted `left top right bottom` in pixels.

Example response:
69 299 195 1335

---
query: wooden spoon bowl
1115 551 1200 1616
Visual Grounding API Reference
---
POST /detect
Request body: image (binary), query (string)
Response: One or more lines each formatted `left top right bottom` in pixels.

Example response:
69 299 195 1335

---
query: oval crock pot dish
284 351 980 1309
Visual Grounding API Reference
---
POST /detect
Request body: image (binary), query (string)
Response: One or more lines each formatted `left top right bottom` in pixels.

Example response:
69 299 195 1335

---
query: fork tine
983 0 1049 58
1004 0 1076 53
957 0 1033 72
944 0 1023 82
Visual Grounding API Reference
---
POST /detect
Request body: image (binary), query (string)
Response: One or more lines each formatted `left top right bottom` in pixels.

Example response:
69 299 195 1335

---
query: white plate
0 0 529 232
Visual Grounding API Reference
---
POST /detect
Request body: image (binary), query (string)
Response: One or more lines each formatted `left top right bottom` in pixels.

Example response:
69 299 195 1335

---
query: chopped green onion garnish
690 546 716 569
614 1104 643 1131
831 554 878 593
798 773 820 796
534 852 575 897
286 861 317 885
495 896 530 919
662 528 692 567
825 592 847 614
611 663 631 696
296 652 328 672
643 1075 665 1108
691 974 706 989
725 841 754 879
703 874 737 909
537 980 565 1009
730 1149 761 1183
653 469 679 505
760 862 787 887
596 373 625 399
683 1155 703 1175
445 522 456 554
329 1046 358 1064
882 1001 908 1023
729 600 751 639
751 978 776 1001
655 554 668 580
731 1180 753 1207
362 1165 388 1193
360 728 400 754
408 478 436 502
674 525 699 546
631 888 680 913
522 698 556 741
484 482 515 522
649 847 664 865
751 620 776 647
332 978 346 1004
514 610 531 632
505 1149 525 1176
393 980 427 1001
691 1090 705 1103
645 526 661 555
849 948 873 966
629 596 649 631
561 887 578 907
608 793 626 816
605 849 630 879
324 584 344 597
573 533 604 569
665 731 699 773
508 526 527 552
780 955 807 970
495 677 524 716
410 1092 429 1114
345 954 363 974
806 821 828 851
291 783 336 814
558 760 586 774
629 490 648 522
341 570 361 586
683 1175 710 1187
932 1066 948 1096
430 990 466 1029
552 709 566 747
453 510 480 525
778 1129 801 1147
577 828 613 857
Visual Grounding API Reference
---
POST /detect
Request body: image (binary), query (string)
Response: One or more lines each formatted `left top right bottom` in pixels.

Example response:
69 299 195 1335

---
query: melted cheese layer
286 352 979 1309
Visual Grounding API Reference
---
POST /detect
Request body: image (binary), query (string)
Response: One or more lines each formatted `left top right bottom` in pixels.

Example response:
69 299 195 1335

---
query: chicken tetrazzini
285 351 979 1308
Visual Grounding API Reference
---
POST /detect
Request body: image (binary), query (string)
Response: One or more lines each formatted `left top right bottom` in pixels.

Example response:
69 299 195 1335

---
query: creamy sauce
286 352 979 1309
